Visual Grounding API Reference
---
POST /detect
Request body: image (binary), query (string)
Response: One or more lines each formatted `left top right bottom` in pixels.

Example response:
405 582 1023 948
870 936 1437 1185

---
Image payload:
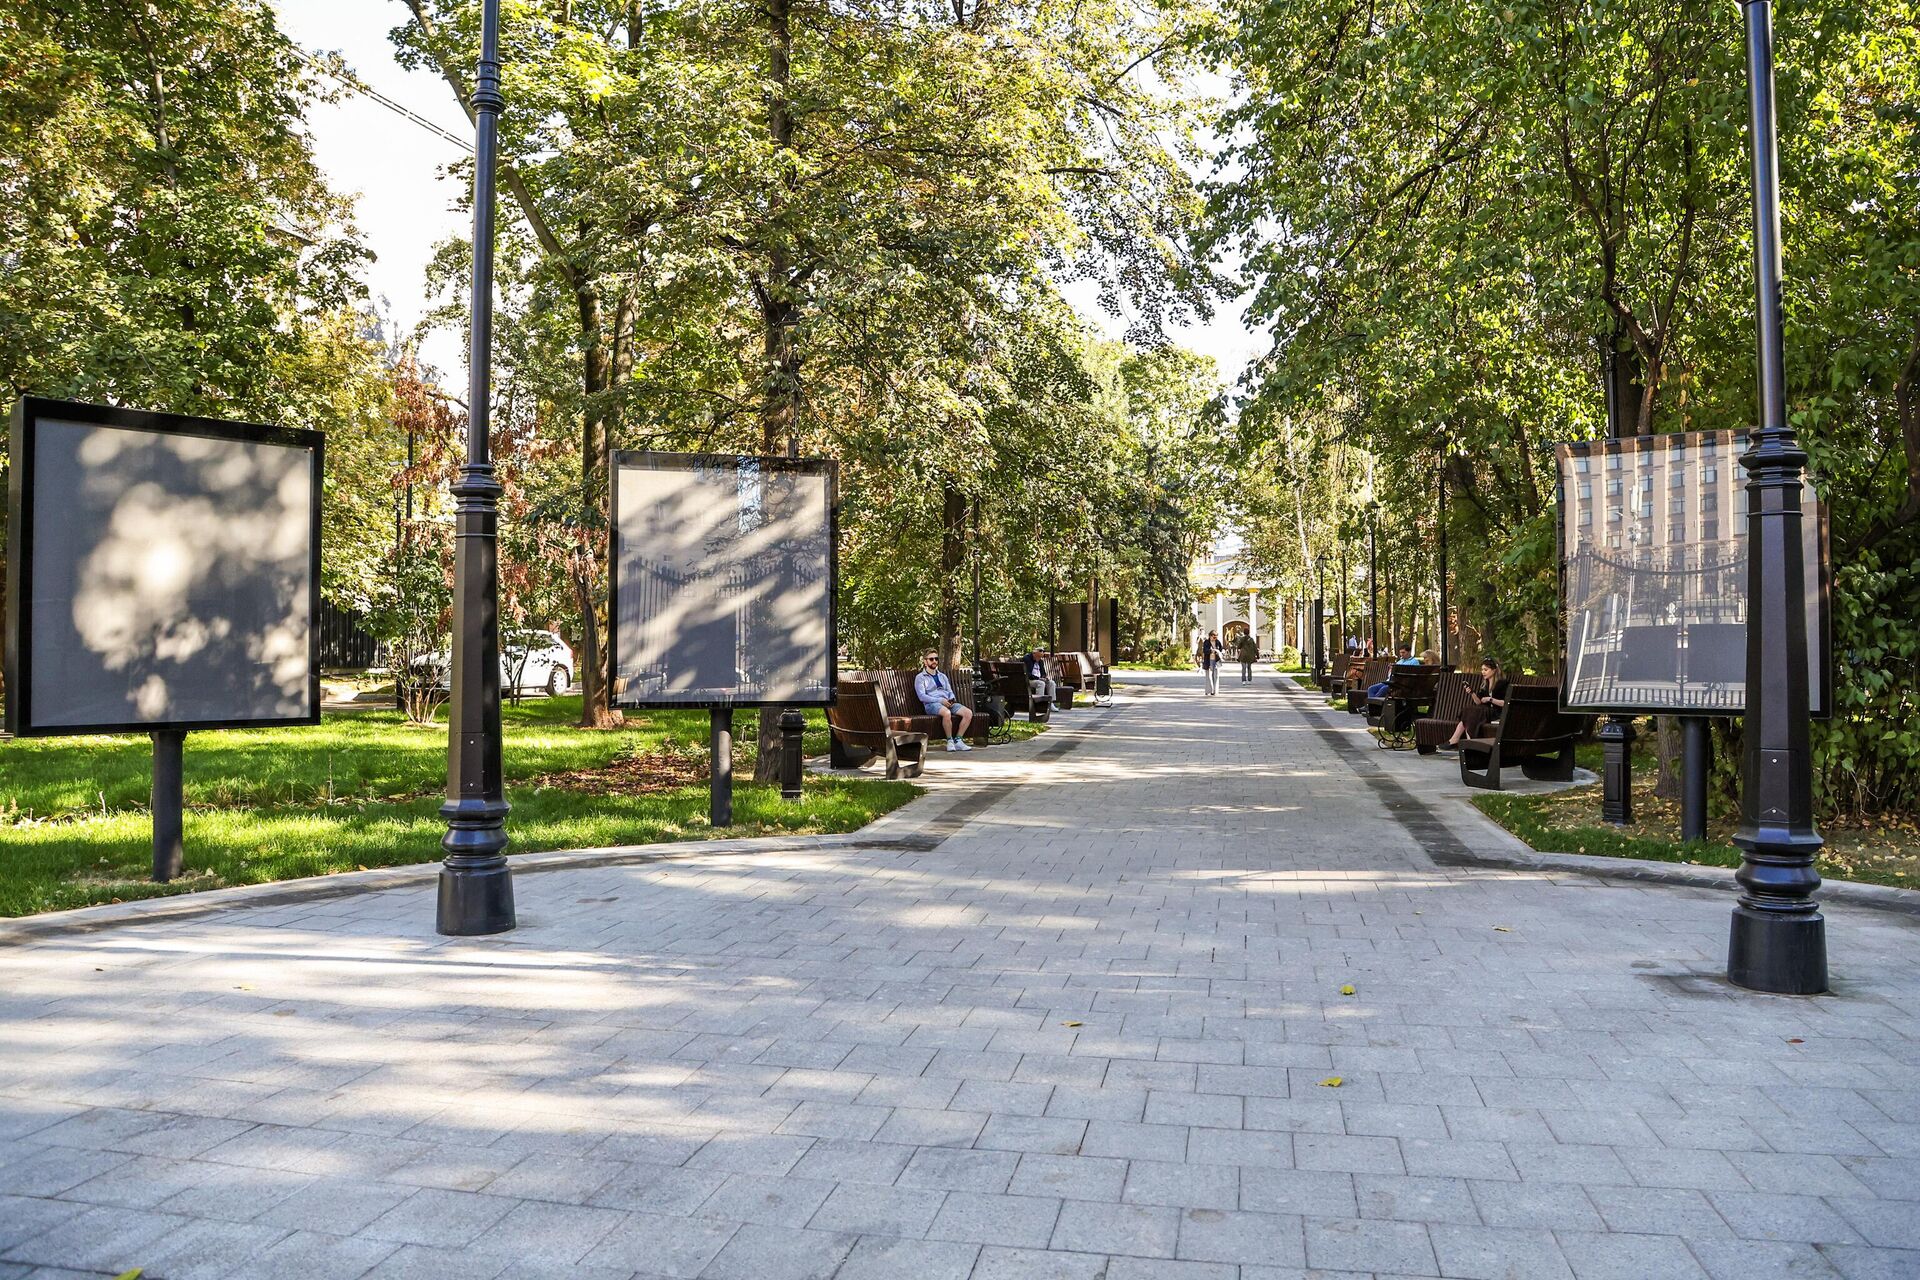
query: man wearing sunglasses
914 651 973 751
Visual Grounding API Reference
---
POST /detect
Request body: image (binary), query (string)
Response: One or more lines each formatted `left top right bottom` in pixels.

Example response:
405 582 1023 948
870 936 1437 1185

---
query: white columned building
1188 553 1289 657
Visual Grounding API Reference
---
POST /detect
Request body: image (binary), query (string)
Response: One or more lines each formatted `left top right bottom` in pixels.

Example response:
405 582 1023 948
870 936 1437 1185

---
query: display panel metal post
710 709 734 827
151 730 185 883
438 0 516 937
779 709 805 801
1599 315 1636 827
1728 0 1825 994
1682 717 1711 842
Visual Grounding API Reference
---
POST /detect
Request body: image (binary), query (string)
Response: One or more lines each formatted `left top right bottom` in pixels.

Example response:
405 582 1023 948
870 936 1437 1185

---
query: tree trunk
575 285 622 728
1653 716 1684 802
938 483 967 671
753 0 799 783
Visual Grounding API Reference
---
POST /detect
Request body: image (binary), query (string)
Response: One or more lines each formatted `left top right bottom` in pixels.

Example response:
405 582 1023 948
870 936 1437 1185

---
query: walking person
1237 631 1259 683
1198 629 1224 696
914 650 974 750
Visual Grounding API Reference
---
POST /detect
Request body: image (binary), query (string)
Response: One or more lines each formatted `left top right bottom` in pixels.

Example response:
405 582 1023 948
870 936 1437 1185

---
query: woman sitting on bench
1448 657 1509 747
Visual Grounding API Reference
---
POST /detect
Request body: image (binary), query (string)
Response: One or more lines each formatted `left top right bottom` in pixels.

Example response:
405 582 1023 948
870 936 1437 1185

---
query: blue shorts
923 700 956 718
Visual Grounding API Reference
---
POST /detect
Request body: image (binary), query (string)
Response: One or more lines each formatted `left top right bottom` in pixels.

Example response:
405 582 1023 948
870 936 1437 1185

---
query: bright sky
274 0 1264 395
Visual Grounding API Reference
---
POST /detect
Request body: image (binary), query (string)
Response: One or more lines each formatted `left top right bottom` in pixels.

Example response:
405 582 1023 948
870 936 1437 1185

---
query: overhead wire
295 46 474 155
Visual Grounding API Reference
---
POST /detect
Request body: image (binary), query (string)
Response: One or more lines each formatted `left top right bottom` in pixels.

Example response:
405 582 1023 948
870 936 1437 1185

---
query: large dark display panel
5 399 322 736
1556 429 1830 716
611 452 836 709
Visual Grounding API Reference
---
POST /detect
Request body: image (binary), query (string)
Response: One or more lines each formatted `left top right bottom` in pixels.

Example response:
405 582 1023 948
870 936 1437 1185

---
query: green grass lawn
1471 739 1920 893
0 697 922 917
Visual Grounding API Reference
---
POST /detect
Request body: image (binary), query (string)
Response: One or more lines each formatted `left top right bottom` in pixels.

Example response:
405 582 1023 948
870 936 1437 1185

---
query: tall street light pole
1728 0 1824 993
438 0 515 936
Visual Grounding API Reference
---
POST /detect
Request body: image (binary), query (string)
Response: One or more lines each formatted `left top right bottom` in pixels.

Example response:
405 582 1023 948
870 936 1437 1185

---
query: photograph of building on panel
1557 430 1824 715
612 455 833 707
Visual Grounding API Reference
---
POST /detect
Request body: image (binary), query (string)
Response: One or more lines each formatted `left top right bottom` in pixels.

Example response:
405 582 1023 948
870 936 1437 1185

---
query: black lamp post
438 0 515 936
1728 0 1824 994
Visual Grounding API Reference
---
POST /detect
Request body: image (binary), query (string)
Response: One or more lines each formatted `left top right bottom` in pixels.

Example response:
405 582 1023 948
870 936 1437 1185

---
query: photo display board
611 452 836 709
1556 429 1830 717
5 398 322 735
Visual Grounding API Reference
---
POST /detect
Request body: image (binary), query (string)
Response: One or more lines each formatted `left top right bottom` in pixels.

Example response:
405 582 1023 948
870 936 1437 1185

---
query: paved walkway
2 674 1917 1280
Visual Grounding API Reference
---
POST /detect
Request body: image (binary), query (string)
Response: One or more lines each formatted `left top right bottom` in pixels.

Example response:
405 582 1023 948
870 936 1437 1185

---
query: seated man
1025 650 1057 710
914 651 973 751
1366 644 1420 699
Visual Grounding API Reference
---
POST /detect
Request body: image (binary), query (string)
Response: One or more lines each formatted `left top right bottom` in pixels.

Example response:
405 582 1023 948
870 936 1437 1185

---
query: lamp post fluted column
438 0 515 936
1728 0 1823 993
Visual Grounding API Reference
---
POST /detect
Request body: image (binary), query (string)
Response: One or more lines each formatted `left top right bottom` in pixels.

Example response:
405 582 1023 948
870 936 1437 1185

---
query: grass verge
0 697 930 917
1472 769 1920 893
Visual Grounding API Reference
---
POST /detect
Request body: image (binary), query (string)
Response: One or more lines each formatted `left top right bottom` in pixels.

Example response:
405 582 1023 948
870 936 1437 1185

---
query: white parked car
410 630 575 696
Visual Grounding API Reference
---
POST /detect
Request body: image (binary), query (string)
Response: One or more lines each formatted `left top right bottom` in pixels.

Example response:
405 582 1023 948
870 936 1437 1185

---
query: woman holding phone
1448 657 1509 746
1198 630 1224 696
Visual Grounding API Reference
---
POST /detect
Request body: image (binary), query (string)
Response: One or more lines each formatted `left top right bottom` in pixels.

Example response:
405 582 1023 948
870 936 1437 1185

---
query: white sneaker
955 739 973 752
946 738 961 751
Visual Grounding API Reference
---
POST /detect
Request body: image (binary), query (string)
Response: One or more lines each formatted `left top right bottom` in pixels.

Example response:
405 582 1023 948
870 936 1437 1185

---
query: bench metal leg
897 741 924 779
1520 747 1576 782
1460 744 1504 791
830 737 872 770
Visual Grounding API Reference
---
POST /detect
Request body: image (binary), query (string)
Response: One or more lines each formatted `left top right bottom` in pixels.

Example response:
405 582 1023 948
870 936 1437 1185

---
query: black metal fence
320 600 380 671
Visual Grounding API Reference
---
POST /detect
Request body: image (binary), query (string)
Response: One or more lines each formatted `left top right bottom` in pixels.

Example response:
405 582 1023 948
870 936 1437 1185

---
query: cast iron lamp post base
437 825 515 937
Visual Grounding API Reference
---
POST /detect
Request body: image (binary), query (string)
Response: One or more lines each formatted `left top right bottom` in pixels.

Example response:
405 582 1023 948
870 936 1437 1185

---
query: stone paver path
3 673 1917 1280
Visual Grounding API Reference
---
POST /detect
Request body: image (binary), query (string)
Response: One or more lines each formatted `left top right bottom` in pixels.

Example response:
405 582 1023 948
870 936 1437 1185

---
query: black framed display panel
1554 429 1832 719
5 397 323 737
609 450 838 711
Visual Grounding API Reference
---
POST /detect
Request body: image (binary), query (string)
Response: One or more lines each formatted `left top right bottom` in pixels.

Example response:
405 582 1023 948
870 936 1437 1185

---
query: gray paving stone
927 1191 1062 1248
1294 1133 1405 1175
805 1181 943 1236
1083 1120 1191 1163
897 1147 1020 1193
255 1177 417 1235
1555 1228 1710 1279
0 1146 131 1198
1304 1215 1437 1274
588 1162 728 1214
1187 1127 1292 1170
1708 1191 1869 1245
785 1139 916 1185
357 1244 509 1279
464 1198 628 1263
1687 1237 1844 1280
971 1245 1111 1279
1124 1158 1238 1210
359 1188 518 1248
223 1229 398 1280
1050 1199 1180 1258
1008 1154 1127 1203
1 1205 184 1272
1466 1178 1604 1231
1354 1174 1480 1225
1586 1184 1735 1238
1818 1242 1920 1280
976 1114 1087 1155
833 1235 980 1280
120 1217 290 1280
1175 1206 1307 1266
699 1222 855 1279
1427 1222 1574 1280
576 1209 737 1275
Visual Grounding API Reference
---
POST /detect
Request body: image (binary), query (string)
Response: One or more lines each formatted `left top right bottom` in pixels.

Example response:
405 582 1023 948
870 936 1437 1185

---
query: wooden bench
1060 651 1113 706
1415 672 1477 754
1344 658 1393 713
981 659 1051 722
1459 684 1587 790
1366 664 1452 746
825 679 927 778
851 667 992 745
